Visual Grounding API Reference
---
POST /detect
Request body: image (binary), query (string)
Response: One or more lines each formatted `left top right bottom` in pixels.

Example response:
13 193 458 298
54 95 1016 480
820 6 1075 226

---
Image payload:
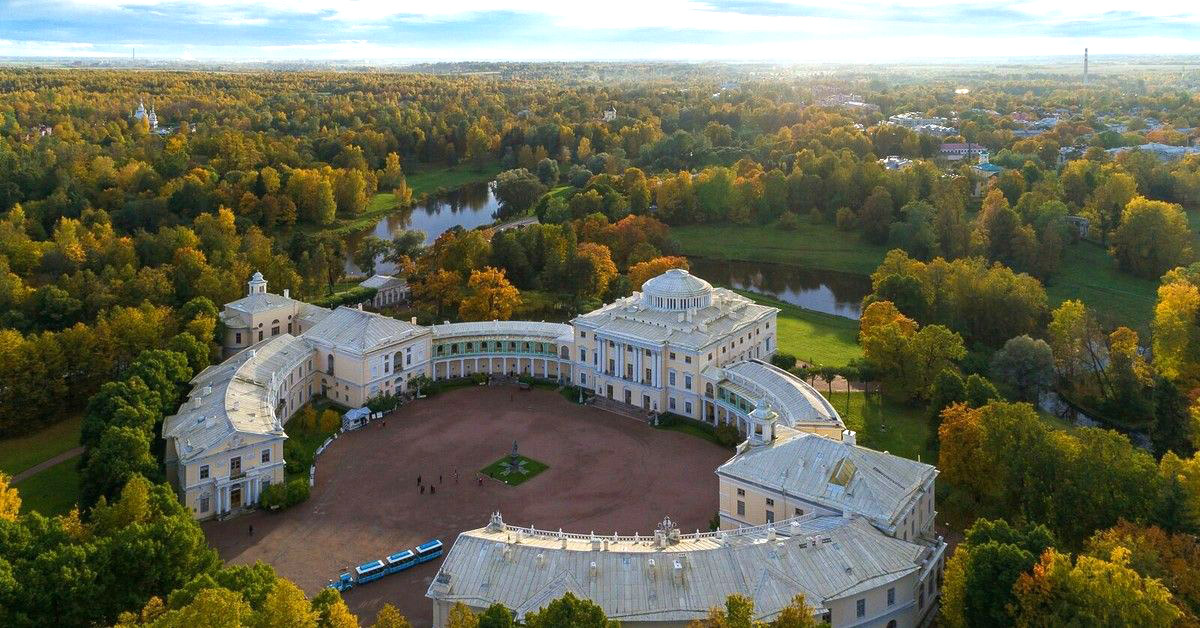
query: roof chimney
842 429 857 446
283 289 290 298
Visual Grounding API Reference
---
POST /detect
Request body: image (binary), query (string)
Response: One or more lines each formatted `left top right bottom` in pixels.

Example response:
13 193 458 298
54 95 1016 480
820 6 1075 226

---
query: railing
490 514 816 545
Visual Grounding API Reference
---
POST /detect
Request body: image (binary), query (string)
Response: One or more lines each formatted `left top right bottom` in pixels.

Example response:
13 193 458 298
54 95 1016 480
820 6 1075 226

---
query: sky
2 0 1200 63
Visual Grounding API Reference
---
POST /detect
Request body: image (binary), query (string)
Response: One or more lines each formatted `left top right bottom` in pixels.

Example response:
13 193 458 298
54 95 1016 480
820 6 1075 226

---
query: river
344 181 501 275
688 258 871 320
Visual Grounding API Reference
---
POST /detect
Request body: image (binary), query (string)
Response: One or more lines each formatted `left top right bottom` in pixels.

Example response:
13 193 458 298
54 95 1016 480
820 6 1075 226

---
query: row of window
198 448 271 481
435 340 560 356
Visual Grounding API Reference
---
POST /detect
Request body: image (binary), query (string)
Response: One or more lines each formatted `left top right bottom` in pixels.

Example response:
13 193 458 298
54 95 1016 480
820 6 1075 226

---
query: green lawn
733 290 862 367
17 458 80 516
480 454 548 486
673 223 889 276
1045 240 1159 333
828 392 933 464
0 414 83 476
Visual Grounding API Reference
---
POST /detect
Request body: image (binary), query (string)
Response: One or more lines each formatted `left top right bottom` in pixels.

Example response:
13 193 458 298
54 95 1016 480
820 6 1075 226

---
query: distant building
603 106 617 122
133 99 158 131
970 151 1003 196
879 155 913 170
940 142 985 161
1106 142 1200 162
358 274 409 308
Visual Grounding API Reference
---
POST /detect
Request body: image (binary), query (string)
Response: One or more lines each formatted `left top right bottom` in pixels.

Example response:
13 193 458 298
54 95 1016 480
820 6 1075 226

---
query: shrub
835 207 857 231
311 286 377 309
714 423 742 447
777 211 800 230
366 394 402 414
770 351 798 370
318 409 341 432
260 478 310 510
808 208 824 224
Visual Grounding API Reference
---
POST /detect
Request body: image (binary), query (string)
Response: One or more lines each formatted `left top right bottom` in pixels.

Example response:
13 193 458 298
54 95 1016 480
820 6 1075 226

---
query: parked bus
355 559 387 584
415 539 444 563
385 549 417 575
326 538 443 592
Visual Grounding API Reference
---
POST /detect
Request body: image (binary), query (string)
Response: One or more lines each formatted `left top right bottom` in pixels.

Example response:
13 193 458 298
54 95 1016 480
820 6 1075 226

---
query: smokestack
1084 48 1089 85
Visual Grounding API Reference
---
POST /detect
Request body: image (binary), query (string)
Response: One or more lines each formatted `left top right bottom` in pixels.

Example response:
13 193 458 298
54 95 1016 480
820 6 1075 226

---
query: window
887 587 895 607
199 465 209 480
230 457 241 476
684 375 692 390
669 370 676 386
580 373 587 385
669 397 676 410
235 332 242 344
258 331 263 341
685 356 692 364
261 449 271 463
199 495 210 513
670 352 676 360
737 488 745 496
580 348 587 361
271 325 280 336
856 599 865 618
685 401 692 414
737 500 745 516
765 510 774 523
794 508 804 516
708 353 713 360
580 331 586 338
765 498 774 506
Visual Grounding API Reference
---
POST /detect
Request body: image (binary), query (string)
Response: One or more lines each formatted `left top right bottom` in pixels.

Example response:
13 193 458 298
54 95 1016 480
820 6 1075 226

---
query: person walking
248 524 254 537
439 474 443 484
417 474 422 485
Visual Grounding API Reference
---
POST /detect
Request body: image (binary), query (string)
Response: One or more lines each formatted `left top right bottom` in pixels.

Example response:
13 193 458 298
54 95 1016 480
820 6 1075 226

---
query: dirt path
11 446 84 484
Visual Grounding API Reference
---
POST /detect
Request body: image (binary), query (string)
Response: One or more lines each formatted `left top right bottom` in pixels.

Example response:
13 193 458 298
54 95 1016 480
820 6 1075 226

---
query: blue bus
415 539 444 563
355 559 387 584
328 569 353 592
384 549 416 575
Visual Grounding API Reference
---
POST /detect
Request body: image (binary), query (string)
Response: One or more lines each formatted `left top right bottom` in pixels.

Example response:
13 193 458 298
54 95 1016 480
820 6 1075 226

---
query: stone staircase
588 395 655 423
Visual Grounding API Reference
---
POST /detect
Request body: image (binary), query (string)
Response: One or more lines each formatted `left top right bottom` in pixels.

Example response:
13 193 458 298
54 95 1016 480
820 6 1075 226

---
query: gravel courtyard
204 386 732 626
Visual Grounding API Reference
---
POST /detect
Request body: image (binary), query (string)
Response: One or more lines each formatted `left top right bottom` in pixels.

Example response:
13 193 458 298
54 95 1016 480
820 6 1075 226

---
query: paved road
12 446 84 484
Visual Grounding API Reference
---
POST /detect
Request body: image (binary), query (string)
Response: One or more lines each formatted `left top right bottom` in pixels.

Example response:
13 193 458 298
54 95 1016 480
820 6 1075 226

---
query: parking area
203 386 731 626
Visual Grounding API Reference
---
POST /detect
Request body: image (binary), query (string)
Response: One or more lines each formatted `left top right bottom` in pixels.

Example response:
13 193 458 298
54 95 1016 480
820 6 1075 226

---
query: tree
1153 278 1200 387
353 235 390 276
989 335 1055 402
494 169 547 214
964 374 1001 408
940 518 1056 628
150 587 253 628
371 605 411 628
928 368 966 424
0 472 19 521
1112 196 1193 279
523 593 613 628
768 595 822 628
536 158 560 186
477 603 516 628
384 231 426 267
253 579 318 628
458 267 521 321
413 269 462 319
1152 378 1196 459
447 602 480 628
627 256 689 290
1085 170 1137 245
858 186 894 244
80 427 159 508
1086 521 1200 620
1012 548 1181 627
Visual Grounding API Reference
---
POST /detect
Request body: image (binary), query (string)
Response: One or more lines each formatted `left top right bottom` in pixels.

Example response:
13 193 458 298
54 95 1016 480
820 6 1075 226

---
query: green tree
1112 196 1193 279
989 335 1054 402
524 592 613 628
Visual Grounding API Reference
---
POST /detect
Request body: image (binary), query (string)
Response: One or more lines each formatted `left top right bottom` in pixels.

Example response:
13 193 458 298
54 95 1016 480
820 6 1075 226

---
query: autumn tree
1085 169 1137 245
1112 196 1193 279
628 256 689 290
458 267 521 321
413 269 462 319
0 472 19 521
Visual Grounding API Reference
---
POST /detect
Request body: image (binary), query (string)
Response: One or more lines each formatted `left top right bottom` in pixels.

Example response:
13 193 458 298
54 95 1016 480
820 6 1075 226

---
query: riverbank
675 223 1162 332
733 290 862 367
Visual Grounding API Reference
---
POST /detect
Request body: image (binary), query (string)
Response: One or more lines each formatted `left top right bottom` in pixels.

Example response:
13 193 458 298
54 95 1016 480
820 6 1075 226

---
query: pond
688 257 872 320
344 181 501 275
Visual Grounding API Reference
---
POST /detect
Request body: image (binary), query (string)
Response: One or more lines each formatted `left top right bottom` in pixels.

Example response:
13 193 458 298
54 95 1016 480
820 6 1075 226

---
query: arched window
393 351 403 371
327 354 335 376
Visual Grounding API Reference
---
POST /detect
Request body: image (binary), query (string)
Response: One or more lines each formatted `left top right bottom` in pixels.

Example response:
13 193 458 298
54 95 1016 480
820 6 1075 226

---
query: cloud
1 0 1199 61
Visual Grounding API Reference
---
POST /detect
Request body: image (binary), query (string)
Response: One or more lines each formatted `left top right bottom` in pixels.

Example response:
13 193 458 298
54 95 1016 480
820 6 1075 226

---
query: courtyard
203 386 731 626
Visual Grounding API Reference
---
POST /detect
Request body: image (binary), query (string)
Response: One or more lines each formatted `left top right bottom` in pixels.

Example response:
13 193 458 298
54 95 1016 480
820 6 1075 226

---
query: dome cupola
641 268 713 311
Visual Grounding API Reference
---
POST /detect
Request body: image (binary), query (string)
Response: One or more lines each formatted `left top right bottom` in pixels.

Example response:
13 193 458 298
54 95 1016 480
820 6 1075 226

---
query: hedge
311 286 377 309
260 478 310 511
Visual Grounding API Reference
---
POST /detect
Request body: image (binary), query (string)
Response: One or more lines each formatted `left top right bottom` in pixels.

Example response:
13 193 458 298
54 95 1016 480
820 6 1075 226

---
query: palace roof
428 514 932 623
164 334 310 463
707 360 843 430
431 320 574 343
303 306 429 355
572 288 776 350
717 432 936 535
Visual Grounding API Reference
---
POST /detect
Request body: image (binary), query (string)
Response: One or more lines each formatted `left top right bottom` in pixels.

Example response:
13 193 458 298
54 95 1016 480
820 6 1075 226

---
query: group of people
416 469 490 494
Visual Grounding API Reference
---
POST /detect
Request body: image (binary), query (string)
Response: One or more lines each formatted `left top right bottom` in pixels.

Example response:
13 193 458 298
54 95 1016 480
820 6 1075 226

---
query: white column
635 347 642 384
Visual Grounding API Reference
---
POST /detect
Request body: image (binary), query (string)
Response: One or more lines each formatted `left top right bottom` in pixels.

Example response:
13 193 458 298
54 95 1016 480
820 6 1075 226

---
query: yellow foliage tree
447 602 480 628
253 579 318 628
0 471 20 521
371 604 412 628
628 256 689 290
458 267 521 322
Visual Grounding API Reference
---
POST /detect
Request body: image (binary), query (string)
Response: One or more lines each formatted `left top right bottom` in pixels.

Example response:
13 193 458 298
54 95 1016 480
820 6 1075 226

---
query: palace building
163 268 945 623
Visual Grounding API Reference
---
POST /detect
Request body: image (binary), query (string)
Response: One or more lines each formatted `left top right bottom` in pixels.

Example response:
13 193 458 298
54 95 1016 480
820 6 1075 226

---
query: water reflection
688 258 871 320
344 181 499 274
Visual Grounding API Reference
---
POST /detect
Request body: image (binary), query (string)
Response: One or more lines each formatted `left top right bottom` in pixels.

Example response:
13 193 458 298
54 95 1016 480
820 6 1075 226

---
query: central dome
641 268 713 311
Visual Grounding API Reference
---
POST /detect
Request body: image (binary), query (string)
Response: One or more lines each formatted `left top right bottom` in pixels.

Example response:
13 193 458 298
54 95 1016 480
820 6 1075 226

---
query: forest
2 62 1200 626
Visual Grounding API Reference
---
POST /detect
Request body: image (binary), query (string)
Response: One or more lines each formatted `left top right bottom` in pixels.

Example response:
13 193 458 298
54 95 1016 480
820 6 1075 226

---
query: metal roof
163 334 309 463
304 306 429 355
428 514 932 623
717 432 936 533
431 320 573 343
359 274 406 289
573 288 776 350
713 360 843 430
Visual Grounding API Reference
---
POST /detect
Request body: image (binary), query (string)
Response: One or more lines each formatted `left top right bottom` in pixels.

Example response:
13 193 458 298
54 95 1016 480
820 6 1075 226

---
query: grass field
673 223 889 276
17 458 80 516
480 454 548 486
827 392 934 464
733 290 863 367
0 414 83 476
1045 240 1159 332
